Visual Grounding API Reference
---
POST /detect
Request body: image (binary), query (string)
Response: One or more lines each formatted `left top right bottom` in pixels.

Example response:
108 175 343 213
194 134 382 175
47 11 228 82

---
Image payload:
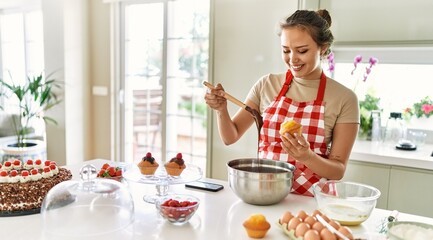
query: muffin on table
243 214 271 239
164 153 186 176
138 152 159 175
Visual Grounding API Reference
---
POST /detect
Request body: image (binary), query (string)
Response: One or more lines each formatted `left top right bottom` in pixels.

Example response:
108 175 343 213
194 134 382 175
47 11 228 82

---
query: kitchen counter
351 140 433 170
1 159 433 240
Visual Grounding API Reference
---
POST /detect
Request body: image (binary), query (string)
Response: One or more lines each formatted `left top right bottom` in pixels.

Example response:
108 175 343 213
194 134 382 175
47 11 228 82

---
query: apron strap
277 70 293 98
277 70 328 101
316 72 327 101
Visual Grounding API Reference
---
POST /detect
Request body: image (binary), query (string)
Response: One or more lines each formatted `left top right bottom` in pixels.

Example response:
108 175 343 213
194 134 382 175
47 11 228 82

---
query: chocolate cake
0 159 72 212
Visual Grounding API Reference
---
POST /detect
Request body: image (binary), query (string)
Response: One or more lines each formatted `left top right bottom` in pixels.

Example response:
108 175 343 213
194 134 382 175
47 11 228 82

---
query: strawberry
171 210 182 219
21 170 29 177
4 161 11 167
31 169 39 175
44 160 51 166
26 159 34 165
43 166 51 173
115 169 122 177
168 200 180 207
10 170 18 177
101 163 110 170
162 200 170 207
0 171 7 177
13 159 21 166
35 159 42 165
107 167 116 177
97 169 105 177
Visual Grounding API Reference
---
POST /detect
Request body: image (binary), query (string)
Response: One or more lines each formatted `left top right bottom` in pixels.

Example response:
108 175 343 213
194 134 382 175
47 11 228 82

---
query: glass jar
371 110 382 143
383 112 406 146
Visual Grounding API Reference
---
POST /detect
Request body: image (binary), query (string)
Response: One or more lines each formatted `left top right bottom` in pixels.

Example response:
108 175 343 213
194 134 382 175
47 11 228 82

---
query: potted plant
403 96 433 130
359 94 381 140
0 72 62 162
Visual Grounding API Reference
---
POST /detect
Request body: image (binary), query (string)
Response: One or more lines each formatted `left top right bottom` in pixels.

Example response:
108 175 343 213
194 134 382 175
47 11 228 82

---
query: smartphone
185 181 224 192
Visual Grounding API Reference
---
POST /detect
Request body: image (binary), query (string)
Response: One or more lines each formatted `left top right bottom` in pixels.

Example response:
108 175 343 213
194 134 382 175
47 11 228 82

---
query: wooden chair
133 88 163 149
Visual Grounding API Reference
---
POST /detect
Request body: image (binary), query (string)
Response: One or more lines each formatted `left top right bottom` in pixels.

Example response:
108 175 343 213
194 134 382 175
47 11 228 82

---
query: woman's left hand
281 133 313 163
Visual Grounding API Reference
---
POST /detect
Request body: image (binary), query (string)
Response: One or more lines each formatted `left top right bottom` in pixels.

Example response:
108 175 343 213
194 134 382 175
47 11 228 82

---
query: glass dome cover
41 164 134 237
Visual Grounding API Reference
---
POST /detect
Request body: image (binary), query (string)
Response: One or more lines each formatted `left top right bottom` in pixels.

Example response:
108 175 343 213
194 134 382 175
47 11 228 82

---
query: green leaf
43 116 58 125
0 72 63 146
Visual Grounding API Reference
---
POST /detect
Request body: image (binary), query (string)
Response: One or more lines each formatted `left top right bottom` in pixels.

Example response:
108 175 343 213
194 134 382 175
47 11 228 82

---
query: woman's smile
291 64 304 71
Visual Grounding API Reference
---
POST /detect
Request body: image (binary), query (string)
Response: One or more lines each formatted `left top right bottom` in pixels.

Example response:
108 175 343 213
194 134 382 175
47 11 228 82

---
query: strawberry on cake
138 152 159 175
164 153 186 176
0 159 72 213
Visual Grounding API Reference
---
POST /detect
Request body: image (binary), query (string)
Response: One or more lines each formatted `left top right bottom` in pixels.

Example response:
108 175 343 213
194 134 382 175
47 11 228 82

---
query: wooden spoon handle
202 81 246 109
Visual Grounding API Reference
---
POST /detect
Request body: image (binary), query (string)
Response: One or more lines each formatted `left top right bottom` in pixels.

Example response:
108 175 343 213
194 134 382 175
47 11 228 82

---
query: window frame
111 0 211 174
0 7 44 115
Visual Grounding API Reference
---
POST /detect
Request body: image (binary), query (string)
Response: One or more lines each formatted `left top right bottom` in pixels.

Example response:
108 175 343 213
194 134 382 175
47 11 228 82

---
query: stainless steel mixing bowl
227 158 295 205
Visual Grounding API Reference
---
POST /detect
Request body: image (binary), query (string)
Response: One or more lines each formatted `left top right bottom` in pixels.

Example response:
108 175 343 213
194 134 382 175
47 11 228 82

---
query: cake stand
123 163 202 203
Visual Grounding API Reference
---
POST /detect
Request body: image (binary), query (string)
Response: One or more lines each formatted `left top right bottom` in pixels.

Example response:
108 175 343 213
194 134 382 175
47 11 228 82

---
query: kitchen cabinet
388 166 433 218
342 160 390 209
320 0 433 43
343 158 433 218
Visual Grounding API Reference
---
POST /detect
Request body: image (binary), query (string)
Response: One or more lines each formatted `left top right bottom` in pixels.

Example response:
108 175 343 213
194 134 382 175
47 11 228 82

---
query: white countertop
351 140 433 170
1 159 433 240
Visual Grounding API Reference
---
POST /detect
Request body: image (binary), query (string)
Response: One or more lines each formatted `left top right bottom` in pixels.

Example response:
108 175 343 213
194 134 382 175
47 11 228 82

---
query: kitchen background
0 0 432 188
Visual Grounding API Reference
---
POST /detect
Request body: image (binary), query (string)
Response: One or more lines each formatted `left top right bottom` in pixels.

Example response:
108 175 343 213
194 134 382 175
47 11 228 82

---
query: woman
204 9 359 196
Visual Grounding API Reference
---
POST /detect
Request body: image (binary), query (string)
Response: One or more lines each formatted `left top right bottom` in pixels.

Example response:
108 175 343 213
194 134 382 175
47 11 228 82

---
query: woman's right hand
204 83 227 112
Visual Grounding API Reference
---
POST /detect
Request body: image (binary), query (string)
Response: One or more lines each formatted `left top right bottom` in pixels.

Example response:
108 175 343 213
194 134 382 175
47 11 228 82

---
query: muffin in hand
279 119 302 137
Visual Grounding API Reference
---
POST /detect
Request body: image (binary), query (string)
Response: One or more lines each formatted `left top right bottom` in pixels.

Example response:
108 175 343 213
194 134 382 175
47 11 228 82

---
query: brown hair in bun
278 9 334 57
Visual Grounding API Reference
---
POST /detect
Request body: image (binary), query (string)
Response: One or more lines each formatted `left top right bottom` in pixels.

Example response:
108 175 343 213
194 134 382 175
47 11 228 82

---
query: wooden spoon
202 81 263 132
202 81 246 109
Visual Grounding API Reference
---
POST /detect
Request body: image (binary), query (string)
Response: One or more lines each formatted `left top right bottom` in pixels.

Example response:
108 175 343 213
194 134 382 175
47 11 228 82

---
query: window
327 47 433 131
117 0 210 172
0 10 44 114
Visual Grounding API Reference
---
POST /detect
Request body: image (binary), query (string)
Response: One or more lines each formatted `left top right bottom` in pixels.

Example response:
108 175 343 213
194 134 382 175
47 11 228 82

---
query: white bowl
388 221 433 240
312 180 381 226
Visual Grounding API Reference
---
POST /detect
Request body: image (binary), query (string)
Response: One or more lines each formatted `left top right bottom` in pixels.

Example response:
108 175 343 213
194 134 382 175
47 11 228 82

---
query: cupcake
164 153 186 176
243 214 271 239
138 152 159 175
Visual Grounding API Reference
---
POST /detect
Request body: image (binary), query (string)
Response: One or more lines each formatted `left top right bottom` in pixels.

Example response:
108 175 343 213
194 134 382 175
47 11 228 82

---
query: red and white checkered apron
258 70 329 197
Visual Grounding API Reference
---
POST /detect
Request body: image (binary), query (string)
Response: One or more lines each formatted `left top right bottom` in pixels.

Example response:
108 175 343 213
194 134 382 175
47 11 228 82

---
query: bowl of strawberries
96 162 123 181
155 194 200 225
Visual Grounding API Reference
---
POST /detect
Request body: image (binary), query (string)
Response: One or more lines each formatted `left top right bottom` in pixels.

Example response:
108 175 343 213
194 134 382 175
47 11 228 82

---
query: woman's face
280 27 324 80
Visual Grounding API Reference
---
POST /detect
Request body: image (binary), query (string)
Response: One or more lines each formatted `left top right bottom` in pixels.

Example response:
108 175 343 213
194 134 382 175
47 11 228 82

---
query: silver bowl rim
226 158 296 172
312 180 381 201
